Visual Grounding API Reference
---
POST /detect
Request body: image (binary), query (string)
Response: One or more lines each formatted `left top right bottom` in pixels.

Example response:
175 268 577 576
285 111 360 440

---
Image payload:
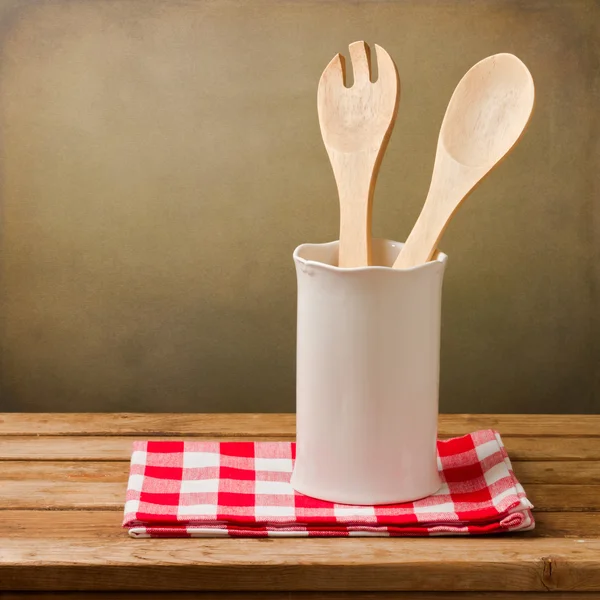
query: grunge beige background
0 0 598 413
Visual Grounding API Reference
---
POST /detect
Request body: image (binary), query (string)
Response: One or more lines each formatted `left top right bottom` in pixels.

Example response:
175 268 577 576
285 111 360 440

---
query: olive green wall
0 0 598 413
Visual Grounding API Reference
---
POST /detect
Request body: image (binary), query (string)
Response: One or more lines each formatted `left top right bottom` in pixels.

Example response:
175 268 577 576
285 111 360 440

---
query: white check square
255 480 294 495
131 450 147 466
475 439 500 461
255 504 295 517
183 451 220 469
127 473 145 491
334 505 376 518
178 503 218 517
484 462 510 486
180 478 220 494
413 501 455 514
124 499 140 514
255 457 293 473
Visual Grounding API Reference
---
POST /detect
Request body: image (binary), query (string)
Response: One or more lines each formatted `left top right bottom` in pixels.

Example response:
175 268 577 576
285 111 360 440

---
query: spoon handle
393 151 488 269
393 211 437 268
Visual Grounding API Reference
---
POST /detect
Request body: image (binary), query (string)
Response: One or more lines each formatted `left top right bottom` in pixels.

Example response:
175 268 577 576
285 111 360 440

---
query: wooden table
1 413 600 598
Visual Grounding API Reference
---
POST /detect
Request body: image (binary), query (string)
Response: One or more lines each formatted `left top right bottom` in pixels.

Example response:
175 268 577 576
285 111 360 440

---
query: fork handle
331 150 378 268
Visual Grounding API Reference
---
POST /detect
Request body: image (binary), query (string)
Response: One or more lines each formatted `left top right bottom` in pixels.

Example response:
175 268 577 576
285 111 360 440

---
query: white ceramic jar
290 238 447 505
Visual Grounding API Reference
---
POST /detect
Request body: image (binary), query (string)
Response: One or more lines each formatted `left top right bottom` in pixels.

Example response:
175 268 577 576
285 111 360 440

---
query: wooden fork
317 41 400 267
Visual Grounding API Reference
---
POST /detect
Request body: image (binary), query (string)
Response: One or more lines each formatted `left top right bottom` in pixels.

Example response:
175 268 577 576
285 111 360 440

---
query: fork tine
349 41 372 86
320 52 346 89
374 44 399 88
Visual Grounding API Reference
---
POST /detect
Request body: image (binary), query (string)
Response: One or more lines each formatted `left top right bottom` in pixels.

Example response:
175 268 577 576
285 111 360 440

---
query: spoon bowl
442 54 534 167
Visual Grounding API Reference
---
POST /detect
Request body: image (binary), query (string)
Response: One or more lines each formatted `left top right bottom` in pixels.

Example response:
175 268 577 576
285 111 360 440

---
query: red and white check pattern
123 429 534 538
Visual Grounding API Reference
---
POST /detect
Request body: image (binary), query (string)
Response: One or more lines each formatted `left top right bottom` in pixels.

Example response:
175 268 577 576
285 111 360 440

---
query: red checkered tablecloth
123 429 534 537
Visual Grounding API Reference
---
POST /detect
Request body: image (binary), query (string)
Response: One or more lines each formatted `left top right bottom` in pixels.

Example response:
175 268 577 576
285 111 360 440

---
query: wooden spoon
392 53 535 269
318 41 400 267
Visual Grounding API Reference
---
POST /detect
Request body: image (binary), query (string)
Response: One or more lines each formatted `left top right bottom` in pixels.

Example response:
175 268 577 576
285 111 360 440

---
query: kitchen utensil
393 53 534 269
318 41 400 267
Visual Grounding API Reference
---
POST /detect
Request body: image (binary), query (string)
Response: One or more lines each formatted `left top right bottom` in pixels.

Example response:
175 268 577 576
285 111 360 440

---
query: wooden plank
525 485 600 512
3 593 600 600
1 477 599 511
3 459 600 485
0 480 126 509
531 512 600 537
0 436 287 460
2 533 600 591
0 413 293 438
2 510 600 539
513 461 600 484
1 413 599 438
2 435 599 461
0 461 130 482
3 510 128 539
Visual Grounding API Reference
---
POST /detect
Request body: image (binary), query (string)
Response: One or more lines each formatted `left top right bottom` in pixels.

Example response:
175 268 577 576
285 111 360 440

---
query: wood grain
3 594 600 600
524 485 600 512
0 413 295 437
1 414 599 437
3 510 600 539
2 536 600 591
0 480 126 509
0 461 130 482
3 459 600 484
513 461 600 484
2 435 599 461
529 512 600 537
